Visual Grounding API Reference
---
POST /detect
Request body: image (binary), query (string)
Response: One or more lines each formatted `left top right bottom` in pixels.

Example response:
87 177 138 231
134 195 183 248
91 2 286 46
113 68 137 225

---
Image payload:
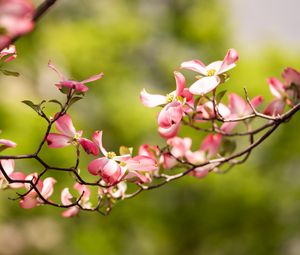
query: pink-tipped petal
228 93 247 116
140 89 167 107
41 177 56 199
62 206 80 218
174 71 185 96
47 133 72 148
48 60 65 81
61 188 73 205
0 139 17 148
157 101 183 128
79 138 99 156
55 114 77 137
0 45 16 62
218 48 239 74
0 159 14 176
180 59 207 75
185 150 205 165
81 72 104 84
138 144 159 160
161 152 177 169
167 137 192 158
189 76 220 95
20 195 38 209
282 67 300 86
268 78 285 99
158 123 180 139
263 99 285 116
74 183 91 202
126 156 158 171
125 170 151 184
9 171 26 189
201 134 222 158
92 130 107 156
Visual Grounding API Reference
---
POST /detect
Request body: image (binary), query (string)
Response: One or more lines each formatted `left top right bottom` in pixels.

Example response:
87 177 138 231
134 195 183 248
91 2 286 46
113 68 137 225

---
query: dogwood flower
61 183 91 218
181 48 239 95
48 60 104 93
47 113 99 155
0 45 16 62
20 173 56 209
88 131 158 185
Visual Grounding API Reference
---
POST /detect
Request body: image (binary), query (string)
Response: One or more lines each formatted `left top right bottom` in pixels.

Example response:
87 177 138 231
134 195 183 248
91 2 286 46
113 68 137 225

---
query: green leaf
48 99 63 109
22 100 40 113
119 146 133 156
68 96 83 107
0 69 20 77
216 90 227 104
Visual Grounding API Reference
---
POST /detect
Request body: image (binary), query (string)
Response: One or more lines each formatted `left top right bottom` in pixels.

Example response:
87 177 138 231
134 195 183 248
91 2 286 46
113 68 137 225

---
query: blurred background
1 0 300 254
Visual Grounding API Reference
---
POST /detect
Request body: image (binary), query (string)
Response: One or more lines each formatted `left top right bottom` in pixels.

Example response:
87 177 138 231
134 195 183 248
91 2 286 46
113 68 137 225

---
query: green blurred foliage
1 0 300 254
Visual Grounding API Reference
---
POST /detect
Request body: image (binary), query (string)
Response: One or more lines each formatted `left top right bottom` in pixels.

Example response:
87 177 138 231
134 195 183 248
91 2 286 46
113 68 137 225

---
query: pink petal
180 59 207 75
206 61 222 73
0 159 14 176
74 183 91 202
157 101 183 128
201 134 222 158
47 133 72 148
55 114 77 137
220 116 239 134
9 172 26 189
88 157 109 176
74 82 89 92
174 71 185 96
48 60 65 81
0 45 16 62
81 72 104 83
79 138 99 156
62 207 80 218
190 166 210 179
263 99 285 116
282 67 300 86
158 123 180 139
61 188 73 205
140 89 167 107
125 156 158 171
189 76 220 95
41 177 56 199
185 150 205 165
244 95 264 115
138 144 159 160
161 152 177 169
268 77 285 99
228 93 247 116
218 48 239 74
20 195 38 209
92 130 108 156
167 137 192 158
125 170 151 184
0 139 17 148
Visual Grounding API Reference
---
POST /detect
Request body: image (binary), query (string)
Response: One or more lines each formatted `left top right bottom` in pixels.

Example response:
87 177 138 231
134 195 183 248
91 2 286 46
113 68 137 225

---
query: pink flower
201 134 222 158
221 93 263 133
47 114 99 155
0 45 16 62
61 183 91 218
48 60 104 93
181 48 239 95
98 181 127 199
167 137 192 158
0 0 35 49
0 159 25 189
138 144 159 161
88 131 158 185
20 173 56 209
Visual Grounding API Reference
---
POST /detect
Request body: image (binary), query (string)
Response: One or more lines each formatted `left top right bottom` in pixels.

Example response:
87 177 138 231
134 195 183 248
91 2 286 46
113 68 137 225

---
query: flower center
207 69 216 76
107 151 116 159
166 93 174 103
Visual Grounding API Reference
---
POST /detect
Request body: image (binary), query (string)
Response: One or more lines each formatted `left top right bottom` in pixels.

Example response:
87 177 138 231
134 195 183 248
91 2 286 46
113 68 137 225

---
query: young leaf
216 90 227 104
0 69 20 77
22 100 40 113
48 99 63 109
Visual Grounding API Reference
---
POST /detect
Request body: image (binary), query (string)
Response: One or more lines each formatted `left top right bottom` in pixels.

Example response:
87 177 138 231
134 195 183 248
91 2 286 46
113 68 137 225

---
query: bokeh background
1 0 300 254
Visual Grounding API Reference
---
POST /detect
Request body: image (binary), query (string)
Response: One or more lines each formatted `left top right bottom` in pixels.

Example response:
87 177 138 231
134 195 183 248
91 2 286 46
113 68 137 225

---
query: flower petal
0 139 16 148
264 99 285 116
218 48 239 74
268 77 285 99
92 130 108 156
125 156 158 171
158 123 180 139
174 71 185 96
140 89 167 107
157 101 183 128
79 138 99 156
81 72 104 84
180 59 207 75
62 206 80 218
55 114 76 137
282 67 300 86
201 134 222 158
48 60 65 81
20 196 38 209
189 76 220 95
47 133 72 148
0 159 14 176
61 188 73 205
41 177 56 199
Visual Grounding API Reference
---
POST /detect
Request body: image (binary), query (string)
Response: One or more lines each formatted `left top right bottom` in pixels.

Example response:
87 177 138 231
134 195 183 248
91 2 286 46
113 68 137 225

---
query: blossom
46 113 99 155
20 173 56 209
88 131 158 185
0 159 25 189
221 93 263 133
0 0 35 49
181 48 239 95
48 60 104 93
0 138 16 151
0 44 16 62
61 183 91 218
